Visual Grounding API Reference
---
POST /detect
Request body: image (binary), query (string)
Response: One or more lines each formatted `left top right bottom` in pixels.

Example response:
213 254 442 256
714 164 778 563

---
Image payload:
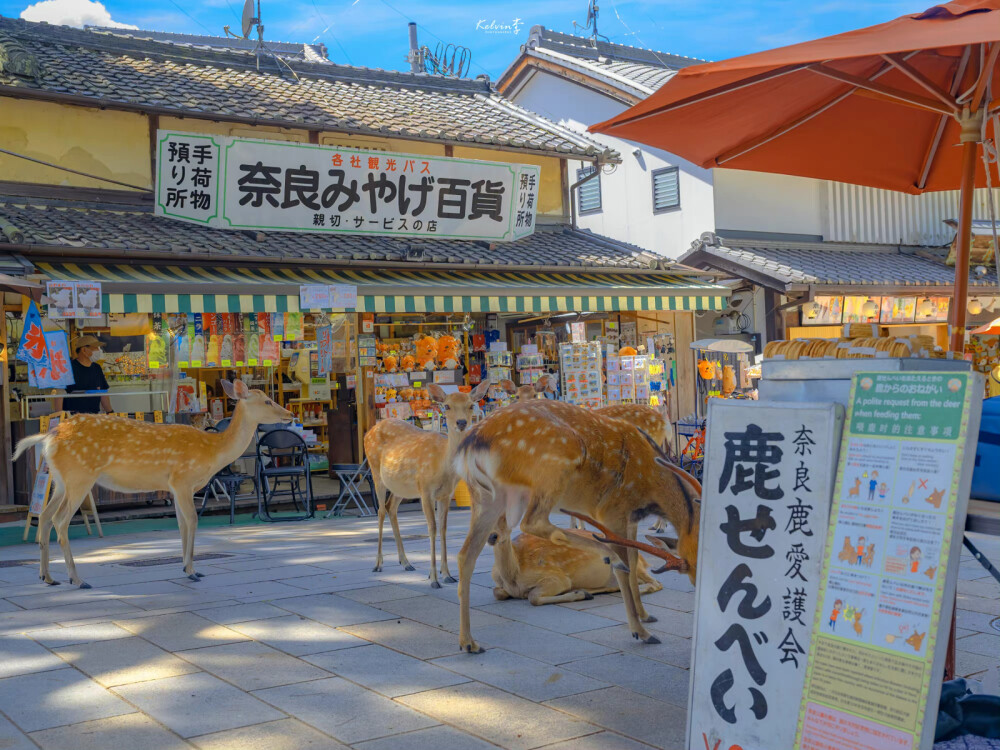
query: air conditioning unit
714 314 739 335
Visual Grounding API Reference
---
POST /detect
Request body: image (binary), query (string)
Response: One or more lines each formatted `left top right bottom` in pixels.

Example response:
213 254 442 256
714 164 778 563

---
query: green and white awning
35 262 728 314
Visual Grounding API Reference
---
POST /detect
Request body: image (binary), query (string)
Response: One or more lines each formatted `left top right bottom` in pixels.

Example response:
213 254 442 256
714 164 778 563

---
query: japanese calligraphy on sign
797 372 982 750
687 400 843 750
155 131 540 241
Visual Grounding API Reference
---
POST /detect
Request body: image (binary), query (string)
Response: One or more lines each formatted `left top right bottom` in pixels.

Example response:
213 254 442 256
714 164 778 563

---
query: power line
165 0 215 36
309 0 354 65
608 0 674 69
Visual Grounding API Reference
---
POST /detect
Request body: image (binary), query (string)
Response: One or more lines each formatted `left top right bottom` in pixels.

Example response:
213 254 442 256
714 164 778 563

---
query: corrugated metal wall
826 182 1000 246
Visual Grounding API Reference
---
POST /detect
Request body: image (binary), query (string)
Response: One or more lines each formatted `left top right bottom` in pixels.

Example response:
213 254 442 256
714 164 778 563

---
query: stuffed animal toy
437 334 461 369
386 388 397 402
384 355 398 373
698 359 716 380
618 345 638 356
415 335 438 370
400 354 416 372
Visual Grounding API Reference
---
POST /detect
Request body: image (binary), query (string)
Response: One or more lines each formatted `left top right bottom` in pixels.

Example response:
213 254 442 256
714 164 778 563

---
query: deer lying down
455 399 700 653
488 517 662 605
12 380 293 588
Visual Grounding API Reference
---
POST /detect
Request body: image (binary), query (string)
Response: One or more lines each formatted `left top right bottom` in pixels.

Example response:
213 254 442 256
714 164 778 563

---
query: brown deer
906 629 926 652
487 515 662 605
501 375 553 402
848 477 862 497
861 543 875 567
837 536 855 564
454 399 699 652
12 380 293 588
366 380 490 588
852 609 865 636
925 488 945 509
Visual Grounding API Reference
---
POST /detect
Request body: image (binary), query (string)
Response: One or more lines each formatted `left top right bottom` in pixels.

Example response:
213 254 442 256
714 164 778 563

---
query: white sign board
46 281 102 319
299 284 359 311
687 400 843 750
155 130 540 242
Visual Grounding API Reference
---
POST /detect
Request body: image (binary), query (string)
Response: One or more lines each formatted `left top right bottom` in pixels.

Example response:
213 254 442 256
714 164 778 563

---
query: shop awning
34 262 728 314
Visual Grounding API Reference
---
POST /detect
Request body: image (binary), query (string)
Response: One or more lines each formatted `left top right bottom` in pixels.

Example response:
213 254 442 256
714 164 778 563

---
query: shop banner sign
299 285 359 311
317 325 333 376
16 300 49 369
29 330 74 389
688 400 843 750
156 130 540 242
46 280 102 319
796 371 982 750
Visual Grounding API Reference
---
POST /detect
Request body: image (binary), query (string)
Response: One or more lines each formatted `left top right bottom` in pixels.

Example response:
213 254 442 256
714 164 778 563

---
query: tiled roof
0 191 669 270
84 26 331 62
517 26 702 96
680 233 998 290
0 18 614 161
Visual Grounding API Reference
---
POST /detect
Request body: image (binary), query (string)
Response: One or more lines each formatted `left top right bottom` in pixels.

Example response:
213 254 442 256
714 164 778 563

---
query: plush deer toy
13 380 293 588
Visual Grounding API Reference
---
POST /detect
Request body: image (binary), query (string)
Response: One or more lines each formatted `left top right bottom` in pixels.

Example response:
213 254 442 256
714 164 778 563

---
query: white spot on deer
516 439 527 450
528 447 536 455
506 424 513 434
560 437 568 444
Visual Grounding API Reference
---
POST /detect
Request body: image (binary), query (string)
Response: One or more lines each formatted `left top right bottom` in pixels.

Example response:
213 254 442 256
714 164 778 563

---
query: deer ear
469 379 490 402
500 379 516 394
533 375 549 393
427 383 447 403
233 379 250 399
219 379 237 400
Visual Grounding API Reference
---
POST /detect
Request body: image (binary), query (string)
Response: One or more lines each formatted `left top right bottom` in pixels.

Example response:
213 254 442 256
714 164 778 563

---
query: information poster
796 371 982 750
687 400 844 750
317 325 333 376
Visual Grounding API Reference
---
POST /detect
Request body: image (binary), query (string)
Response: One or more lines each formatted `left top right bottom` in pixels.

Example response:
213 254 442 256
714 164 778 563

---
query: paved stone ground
0 511 997 750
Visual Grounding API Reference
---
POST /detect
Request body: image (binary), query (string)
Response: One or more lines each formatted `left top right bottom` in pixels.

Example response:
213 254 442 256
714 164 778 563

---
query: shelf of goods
605 353 667 407
559 342 603 408
517 352 545 386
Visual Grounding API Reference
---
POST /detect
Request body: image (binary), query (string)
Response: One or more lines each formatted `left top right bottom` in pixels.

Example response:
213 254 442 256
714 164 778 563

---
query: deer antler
560 508 689 575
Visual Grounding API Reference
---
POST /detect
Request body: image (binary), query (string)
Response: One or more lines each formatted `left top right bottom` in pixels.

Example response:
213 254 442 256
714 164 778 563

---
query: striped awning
34 262 728 314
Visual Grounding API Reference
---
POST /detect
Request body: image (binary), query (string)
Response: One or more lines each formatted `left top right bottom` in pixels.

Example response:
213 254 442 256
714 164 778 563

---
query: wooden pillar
0 299 12 504
764 288 785 342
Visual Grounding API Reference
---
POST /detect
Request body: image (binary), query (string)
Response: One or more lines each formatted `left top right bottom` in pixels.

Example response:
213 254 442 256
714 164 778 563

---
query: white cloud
20 0 138 29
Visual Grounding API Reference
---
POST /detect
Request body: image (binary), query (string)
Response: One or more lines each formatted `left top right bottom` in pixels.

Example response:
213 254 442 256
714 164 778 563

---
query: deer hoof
463 643 485 654
43 578 60 586
404 564 416 572
373 564 383 572
187 574 201 582
444 576 457 584
78 582 92 589
431 581 442 589
583 592 594 600
643 634 662 645
194 572 205 578
641 614 658 623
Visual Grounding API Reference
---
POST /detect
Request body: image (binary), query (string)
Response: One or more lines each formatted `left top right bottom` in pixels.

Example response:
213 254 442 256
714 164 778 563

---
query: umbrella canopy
591 0 1000 349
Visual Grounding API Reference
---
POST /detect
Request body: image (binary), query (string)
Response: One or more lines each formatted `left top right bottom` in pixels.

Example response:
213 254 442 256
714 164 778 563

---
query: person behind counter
54 335 112 414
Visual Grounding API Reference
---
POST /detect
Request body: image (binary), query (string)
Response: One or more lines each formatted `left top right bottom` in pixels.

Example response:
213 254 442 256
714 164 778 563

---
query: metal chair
196 421 253 524
255 428 314 522
326 459 377 517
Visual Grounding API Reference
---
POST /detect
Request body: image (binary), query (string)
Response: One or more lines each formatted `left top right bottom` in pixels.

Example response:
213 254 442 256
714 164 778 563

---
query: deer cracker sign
687 400 843 750
155 130 540 242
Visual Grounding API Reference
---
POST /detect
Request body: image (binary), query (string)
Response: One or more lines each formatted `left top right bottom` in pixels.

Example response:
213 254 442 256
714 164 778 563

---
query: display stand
559 342 603 408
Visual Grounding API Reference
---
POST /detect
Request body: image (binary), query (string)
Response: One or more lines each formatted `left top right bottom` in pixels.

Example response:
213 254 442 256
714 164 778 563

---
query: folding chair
326 459 377 517
255 428 314 522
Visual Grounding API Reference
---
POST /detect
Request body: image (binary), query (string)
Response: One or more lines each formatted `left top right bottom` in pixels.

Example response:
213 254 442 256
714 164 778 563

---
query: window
652 166 680 212
576 166 602 214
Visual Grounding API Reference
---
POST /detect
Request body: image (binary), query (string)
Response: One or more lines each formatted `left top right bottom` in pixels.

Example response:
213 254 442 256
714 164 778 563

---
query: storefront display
559 341 603 407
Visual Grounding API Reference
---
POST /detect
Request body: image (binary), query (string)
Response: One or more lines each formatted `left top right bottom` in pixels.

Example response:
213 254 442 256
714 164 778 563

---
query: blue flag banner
16 301 50 369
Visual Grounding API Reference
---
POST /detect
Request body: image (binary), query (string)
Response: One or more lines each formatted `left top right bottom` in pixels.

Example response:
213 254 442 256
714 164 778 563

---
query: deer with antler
500 375 554 402
366 380 490 588
454 399 700 652
12 380 293 588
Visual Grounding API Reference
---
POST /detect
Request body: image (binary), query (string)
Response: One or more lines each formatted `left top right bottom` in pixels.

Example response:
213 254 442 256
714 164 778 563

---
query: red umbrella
591 0 1000 351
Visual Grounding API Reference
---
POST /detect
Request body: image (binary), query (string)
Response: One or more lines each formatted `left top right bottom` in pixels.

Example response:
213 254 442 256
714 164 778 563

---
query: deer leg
628 546 655 622
387 496 414 571
610 543 658 644
420 493 440 588
493 586 511 601
173 488 201 580
437 492 455 583
53 487 92 588
372 479 389 573
527 576 594 605
520 497 567 545
458 501 505 654
37 483 66 585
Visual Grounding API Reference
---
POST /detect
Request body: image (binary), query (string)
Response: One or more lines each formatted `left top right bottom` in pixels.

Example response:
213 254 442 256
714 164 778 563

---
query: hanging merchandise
284 312 304 341
560 341 603 407
698 358 715 380
722 364 736 395
190 314 204 366
147 313 169 370
272 310 285 341
205 313 221 366
173 316 191 366
247 313 260 365
233 316 247 366
472 333 486 352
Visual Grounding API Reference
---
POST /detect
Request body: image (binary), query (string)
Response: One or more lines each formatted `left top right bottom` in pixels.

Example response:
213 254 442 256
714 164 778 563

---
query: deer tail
12 433 49 463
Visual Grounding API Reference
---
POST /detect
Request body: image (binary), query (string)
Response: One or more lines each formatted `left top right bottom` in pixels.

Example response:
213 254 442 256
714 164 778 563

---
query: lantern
862 299 878 318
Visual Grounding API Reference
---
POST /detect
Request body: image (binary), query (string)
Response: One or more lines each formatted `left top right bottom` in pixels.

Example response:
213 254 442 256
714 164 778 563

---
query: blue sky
6 0 919 77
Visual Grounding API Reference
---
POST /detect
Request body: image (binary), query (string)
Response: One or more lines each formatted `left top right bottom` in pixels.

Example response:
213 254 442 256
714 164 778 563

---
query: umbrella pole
950 139 979 353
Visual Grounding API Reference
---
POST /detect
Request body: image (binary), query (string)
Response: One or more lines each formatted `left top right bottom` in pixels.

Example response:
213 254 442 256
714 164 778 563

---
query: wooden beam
147 113 159 188
808 64 957 116
881 53 959 111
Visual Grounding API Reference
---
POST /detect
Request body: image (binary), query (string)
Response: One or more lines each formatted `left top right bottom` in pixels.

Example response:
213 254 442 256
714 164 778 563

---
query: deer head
428 380 490 436
501 375 553 402
220 379 295 426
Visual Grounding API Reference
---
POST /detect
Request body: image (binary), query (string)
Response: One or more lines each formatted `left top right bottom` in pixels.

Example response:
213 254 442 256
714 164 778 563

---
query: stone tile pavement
0 511 997 750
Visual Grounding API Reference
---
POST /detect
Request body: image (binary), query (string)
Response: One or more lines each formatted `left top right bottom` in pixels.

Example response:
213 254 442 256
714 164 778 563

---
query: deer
487 514 663 605
12 380 293 588
453 399 700 653
501 375 553 402
366 380 490 588
848 477 862 497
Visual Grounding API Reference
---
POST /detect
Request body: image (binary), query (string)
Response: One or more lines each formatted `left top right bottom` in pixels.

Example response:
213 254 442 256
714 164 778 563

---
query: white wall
713 169 826 238
510 73 715 259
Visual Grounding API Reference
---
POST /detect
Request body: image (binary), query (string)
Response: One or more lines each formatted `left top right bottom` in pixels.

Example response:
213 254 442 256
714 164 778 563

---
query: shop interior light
862 299 878 318
916 297 933 317
969 298 984 315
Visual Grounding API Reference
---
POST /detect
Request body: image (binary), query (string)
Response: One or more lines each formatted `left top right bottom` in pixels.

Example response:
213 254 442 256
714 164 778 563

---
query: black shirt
65 359 109 414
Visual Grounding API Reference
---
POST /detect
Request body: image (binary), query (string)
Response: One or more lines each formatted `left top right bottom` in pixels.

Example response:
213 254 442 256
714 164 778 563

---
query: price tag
274 334 283 341
235 361 245 367
249 358 259 366
191 361 203 368
413 381 422 387
221 360 232 367
263 359 273 367
39 415 51 432
116 412 127 418
149 362 160 369
178 361 189 368
154 411 163 423
135 412 145 421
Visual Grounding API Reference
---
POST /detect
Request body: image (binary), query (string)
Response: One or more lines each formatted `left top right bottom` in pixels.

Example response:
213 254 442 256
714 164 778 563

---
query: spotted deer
487 515 663 605
500 375 553 402
454 399 700 652
366 380 490 588
12 380 293 588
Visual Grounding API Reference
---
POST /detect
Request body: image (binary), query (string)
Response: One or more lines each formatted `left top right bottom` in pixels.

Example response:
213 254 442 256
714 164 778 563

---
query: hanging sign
156 130 540 241
796 371 983 750
317 325 333 376
16 300 50 369
45 281 102 318
30 330 74 389
687 400 843 750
